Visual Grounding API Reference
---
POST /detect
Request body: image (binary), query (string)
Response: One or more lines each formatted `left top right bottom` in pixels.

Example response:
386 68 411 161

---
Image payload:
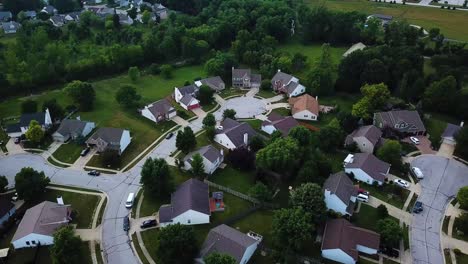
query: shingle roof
86 127 125 147
0 11 12 21
345 125 382 146
345 153 390 182
145 99 174 118
177 84 198 96
232 68 251 79
55 119 91 137
0 197 14 218
374 110 426 133
323 172 358 214
197 76 225 91
271 71 294 86
322 218 380 261
184 145 223 164
262 113 299 136
1 21 20 32
19 112 46 127
251 73 261 84
199 224 257 262
180 94 196 106
371 14 393 21
12 201 71 241
158 179 210 223
442 123 462 140
217 118 257 148
289 94 319 116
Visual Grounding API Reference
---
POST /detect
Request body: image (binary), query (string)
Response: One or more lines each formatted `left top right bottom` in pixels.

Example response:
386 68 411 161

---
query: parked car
357 188 369 195
123 216 130 231
356 193 369 203
88 170 100 176
80 147 90 156
11 193 18 202
165 132 174 139
413 201 423 213
411 167 424 179
394 179 410 188
14 137 20 144
410 136 420 145
140 219 157 229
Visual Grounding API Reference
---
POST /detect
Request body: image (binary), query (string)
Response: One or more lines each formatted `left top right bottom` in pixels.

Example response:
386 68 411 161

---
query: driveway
402 136 435 155
410 155 468 264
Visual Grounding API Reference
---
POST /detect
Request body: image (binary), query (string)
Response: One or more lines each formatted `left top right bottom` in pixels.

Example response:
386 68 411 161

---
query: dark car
140 219 157 229
413 201 423 213
88 170 100 176
14 137 20 144
123 216 130 231
80 147 91 156
165 132 174 140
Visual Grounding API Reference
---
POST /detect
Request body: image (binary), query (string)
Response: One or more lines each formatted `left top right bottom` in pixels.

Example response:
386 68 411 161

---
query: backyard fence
222 205 261 226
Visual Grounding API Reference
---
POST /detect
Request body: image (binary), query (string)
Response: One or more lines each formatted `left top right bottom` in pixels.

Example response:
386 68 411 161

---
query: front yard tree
352 83 390 120
160 64 173 79
455 126 468 161
377 139 403 170
176 127 196 153
257 137 299 175
190 153 205 178
457 186 468 209
115 85 141 108
260 79 271 91
222 109 236 120
290 183 326 223
25 120 44 143
249 135 265 152
140 158 173 199
204 252 236 264
51 226 83 264
128 66 140 82
65 80 96 111
102 149 121 168
272 207 314 254
377 218 403 248
202 113 216 128
155 224 198 264
198 85 214 105
205 126 216 141
317 118 344 152
248 182 272 203
289 126 314 147
21 99 37 114
15 167 50 202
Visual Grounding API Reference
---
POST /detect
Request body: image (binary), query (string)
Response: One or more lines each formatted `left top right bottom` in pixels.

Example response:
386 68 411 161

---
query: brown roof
345 125 382 146
374 110 426 133
262 113 299 136
345 153 390 182
322 218 380 261
323 172 358 214
289 94 319 116
145 99 174 118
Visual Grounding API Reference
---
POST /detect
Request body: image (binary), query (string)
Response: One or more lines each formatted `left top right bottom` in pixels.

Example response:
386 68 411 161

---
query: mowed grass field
306 0 468 42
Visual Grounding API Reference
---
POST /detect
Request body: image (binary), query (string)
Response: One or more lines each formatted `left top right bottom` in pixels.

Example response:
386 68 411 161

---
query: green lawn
219 88 246 98
351 204 398 232
453 214 468 242
360 183 410 209
4 246 52 264
273 108 291 116
442 216 450 234
0 129 9 152
140 228 159 262
425 112 459 149
306 0 468 42
456 252 468 264
256 89 277 99
245 119 263 132
229 210 274 247
52 142 84 164
132 233 150 264
196 131 213 148
209 167 256 194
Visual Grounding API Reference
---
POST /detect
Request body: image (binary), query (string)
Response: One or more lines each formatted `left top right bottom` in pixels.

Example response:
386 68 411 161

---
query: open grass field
279 42 347 65
52 142 84 164
306 0 468 42
209 167 256 194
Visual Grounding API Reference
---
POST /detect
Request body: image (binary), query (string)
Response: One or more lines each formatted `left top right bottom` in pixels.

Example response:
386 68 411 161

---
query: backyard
208 166 256 194
351 203 398 232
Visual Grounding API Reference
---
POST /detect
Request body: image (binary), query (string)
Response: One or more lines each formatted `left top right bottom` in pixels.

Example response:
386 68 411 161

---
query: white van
412 167 424 179
356 193 369 203
125 193 135 208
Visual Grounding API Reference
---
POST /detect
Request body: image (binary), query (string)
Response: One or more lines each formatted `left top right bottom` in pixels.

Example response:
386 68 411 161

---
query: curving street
410 155 468 264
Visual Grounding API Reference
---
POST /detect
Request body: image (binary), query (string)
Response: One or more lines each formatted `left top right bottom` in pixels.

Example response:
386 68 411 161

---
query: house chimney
461 121 464 127
243 133 248 145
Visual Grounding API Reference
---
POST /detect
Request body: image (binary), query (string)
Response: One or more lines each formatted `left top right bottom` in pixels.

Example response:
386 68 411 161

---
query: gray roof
232 68 251 79
184 145 223 164
158 179 210 223
251 73 261 84
180 94 196 106
371 14 393 21
199 224 257 262
217 118 257 148
285 82 299 94
199 76 225 91
323 172 358 215
374 110 426 133
345 153 390 182
262 112 299 136
86 127 126 146
24 11 37 18
20 112 46 127
55 119 92 137
1 21 21 32
0 11 12 21
50 15 66 24
146 99 174 118
442 123 462 140
177 84 198 96
12 201 71 241
271 71 294 86
345 125 382 146
42 5 57 14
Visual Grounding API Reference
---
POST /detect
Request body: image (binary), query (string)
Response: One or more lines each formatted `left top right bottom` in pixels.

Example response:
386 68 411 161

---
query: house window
32 241 36 245
187 219 191 224
26 241 30 245
304 115 308 117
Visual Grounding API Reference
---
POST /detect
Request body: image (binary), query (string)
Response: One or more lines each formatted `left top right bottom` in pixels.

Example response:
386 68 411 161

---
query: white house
195 76 225 92
322 218 380 264
184 145 224 175
52 119 95 142
141 99 176 123
323 172 358 216
288 94 319 121
271 70 306 97
6 109 52 138
261 112 299 136
85 127 131 155
214 118 257 150
1 21 21 34
344 125 382 153
343 153 390 186
158 179 210 227
197 224 260 264
174 85 200 110
12 201 71 249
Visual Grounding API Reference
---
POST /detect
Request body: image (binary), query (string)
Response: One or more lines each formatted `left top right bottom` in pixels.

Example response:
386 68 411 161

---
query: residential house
158 179 210 227
6 109 52 138
367 14 393 26
214 118 257 150
153 3 168 19
231 68 261 89
0 11 12 22
64 11 81 23
141 99 176 123
0 197 15 227
373 110 426 136
184 145 224 175
118 14 133 25
12 201 71 249
24 11 37 19
322 218 380 264
41 5 58 15
52 119 96 142
271 70 306 97
1 21 21 34
85 127 131 155
49 15 66 27
261 112 299 136
323 172 358 216
197 224 260 264
441 122 463 145
343 42 366 57
195 76 226 92
288 94 319 121
174 84 200 110
343 153 390 186
344 125 382 153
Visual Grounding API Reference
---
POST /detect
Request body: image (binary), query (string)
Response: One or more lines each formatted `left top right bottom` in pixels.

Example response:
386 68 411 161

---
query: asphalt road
411 155 468 264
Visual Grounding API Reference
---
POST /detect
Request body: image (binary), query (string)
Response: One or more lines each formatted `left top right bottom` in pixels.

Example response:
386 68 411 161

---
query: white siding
324 190 349 215
184 155 223 175
214 134 236 150
240 242 259 264
120 130 132 154
322 249 356 264
7 131 22 138
168 209 210 226
141 108 156 122
82 122 95 137
344 168 383 186
52 132 67 142
356 245 378 255
13 233 54 249
168 110 177 119
174 88 183 103
289 84 306 97
261 124 276 135
292 110 317 121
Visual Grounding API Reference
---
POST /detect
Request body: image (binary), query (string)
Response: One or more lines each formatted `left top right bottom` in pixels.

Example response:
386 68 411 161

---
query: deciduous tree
140 158 173 198
160 64 173 79
457 186 468 209
115 85 141 108
128 66 140 82
248 182 272 203
176 127 196 153
21 99 37 114
377 140 403 171
64 81 96 111
204 253 236 264
190 153 205 178
51 226 83 264
155 224 198 264
352 83 390 120
377 218 403 248
290 183 326 223
0 176 8 192
272 208 314 253
256 137 299 174
42 99 65 120
202 113 216 128
198 85 214 105
25 120 44 143
455 126 468 161
15 167 50 201
222 109 236 120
